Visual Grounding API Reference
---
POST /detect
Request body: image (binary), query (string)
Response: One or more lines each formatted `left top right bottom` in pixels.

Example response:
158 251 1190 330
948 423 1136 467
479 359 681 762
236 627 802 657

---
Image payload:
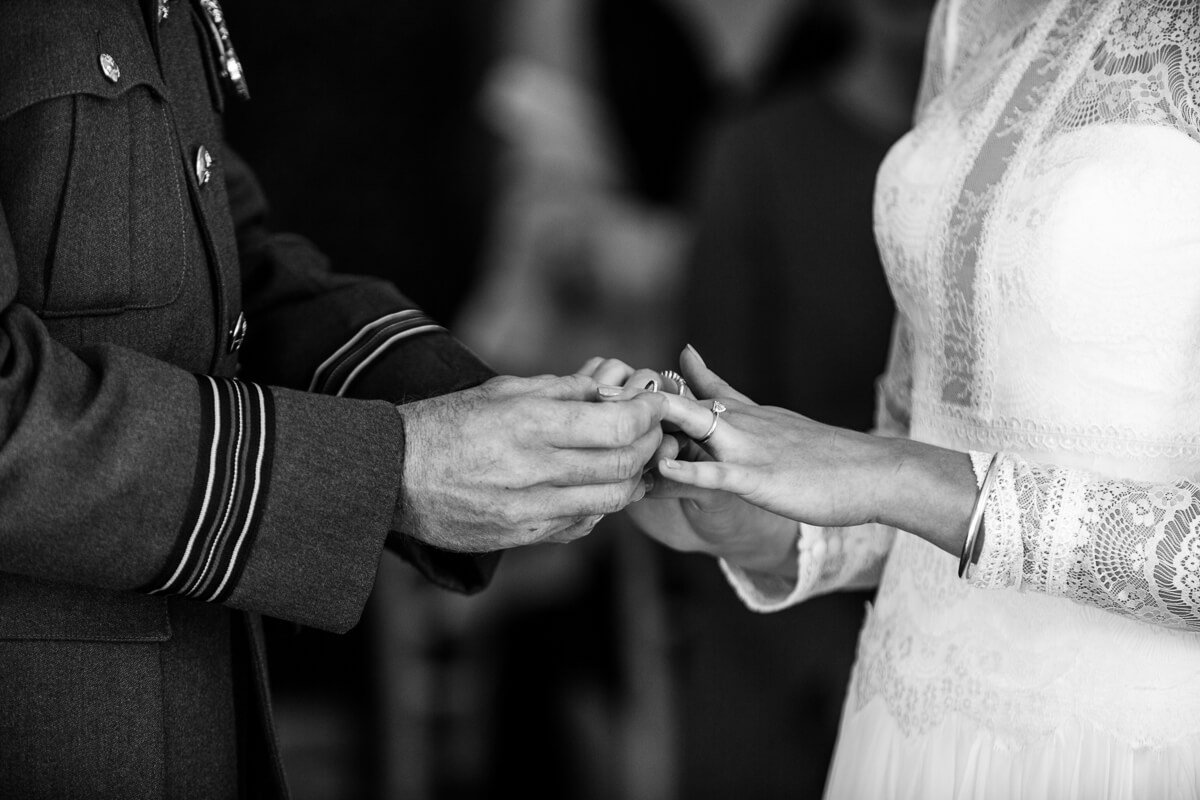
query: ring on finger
697 400 727 444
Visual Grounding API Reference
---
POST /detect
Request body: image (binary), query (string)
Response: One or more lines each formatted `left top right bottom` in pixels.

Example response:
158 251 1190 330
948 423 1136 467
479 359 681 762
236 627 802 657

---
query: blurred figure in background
456 1 930 799
454 2 836 799
675 0 932 796
454 4 726 797
227 0 932 797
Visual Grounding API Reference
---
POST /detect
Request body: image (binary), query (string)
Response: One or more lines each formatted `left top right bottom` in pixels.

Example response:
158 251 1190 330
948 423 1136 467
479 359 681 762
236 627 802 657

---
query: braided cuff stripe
140 376 276 603
308 310 445 396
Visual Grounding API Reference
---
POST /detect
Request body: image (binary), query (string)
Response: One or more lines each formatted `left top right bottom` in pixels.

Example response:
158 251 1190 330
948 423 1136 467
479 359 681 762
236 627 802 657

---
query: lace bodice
724 0 1200 747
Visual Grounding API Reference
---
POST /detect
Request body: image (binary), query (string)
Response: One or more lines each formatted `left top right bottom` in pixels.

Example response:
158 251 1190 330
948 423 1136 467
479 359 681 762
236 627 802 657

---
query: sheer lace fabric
974 454 1200 632
723 0 1200 770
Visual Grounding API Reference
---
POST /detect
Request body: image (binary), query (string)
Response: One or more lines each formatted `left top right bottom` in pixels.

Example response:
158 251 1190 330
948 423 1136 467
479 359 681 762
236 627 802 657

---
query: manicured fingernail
597 386 622 397
660 458 679 470
685 343 706 366
644 379 659 392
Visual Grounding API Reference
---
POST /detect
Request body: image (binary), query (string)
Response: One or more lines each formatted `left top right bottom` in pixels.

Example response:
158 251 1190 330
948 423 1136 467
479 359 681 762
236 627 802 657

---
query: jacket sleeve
0 199 406 633
225 148 501 593
717 313 912 612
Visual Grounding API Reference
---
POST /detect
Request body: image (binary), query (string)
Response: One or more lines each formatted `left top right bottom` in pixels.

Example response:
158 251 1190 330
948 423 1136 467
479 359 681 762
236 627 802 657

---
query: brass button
99 53 120 83
228 312 247 354
195 145 213 186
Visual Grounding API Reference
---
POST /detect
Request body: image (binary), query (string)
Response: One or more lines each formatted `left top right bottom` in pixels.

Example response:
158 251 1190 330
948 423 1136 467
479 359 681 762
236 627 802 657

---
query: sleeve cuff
139 375 275 604
340 327 496 406
718 522 822 613
385 531 501 595
142 375 404 633
308 310 448 397
967 450 1022 590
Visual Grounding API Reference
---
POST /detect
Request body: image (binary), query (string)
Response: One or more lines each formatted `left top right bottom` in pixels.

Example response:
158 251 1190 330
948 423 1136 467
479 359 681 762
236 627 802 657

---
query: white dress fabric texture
722 0 1200 797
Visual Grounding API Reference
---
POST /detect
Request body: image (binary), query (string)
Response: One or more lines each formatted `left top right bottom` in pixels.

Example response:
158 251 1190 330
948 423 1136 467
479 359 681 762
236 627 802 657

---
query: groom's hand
395 374 666 552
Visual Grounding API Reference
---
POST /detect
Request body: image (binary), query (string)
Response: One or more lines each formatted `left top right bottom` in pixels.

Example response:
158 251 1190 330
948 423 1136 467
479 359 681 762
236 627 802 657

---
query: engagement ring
698 400 726 444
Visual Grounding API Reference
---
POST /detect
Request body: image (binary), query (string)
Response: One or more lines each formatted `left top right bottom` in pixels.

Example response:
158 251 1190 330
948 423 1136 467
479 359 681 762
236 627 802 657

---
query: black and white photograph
1 0 1199 798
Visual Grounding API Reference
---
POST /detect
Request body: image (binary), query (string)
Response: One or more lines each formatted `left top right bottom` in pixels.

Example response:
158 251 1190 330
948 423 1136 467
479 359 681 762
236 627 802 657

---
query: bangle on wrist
958 452 1000 580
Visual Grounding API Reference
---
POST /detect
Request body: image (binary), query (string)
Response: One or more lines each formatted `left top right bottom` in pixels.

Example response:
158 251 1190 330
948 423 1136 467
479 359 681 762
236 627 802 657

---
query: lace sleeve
720 314 914 612
969 453 1200 632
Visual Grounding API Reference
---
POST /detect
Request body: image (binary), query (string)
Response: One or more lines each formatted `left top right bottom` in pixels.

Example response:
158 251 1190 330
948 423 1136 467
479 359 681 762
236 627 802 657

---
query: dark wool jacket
0 1 498 797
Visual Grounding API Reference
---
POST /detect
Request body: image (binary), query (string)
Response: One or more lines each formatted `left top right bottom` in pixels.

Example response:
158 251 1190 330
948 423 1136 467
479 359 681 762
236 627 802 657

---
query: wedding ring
661 369 688 395
697 400 727 444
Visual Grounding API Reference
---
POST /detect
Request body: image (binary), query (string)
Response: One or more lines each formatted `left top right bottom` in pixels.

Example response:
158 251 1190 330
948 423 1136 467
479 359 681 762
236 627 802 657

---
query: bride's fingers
655 392 744 450
679 345 755 405
644 471 729 503
658 458 761 497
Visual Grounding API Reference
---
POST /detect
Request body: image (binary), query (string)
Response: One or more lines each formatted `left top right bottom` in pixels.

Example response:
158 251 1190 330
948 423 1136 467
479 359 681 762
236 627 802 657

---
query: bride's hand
575 355 800 576
651 346 897 530
584 348 981 561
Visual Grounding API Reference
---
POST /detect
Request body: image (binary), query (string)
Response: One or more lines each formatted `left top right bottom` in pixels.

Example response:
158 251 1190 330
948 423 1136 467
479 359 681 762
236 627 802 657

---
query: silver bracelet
957 453 1000 580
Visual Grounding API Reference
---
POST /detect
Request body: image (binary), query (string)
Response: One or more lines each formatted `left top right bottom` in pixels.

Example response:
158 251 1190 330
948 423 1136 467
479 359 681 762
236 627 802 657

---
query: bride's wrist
874 437 977 555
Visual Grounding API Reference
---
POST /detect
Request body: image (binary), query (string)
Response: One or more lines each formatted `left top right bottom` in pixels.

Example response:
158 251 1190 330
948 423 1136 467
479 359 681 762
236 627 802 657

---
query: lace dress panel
725 0 1200 750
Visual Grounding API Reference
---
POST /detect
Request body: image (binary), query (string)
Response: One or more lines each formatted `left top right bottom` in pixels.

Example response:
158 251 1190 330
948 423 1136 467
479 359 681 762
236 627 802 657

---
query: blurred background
224 0 932 797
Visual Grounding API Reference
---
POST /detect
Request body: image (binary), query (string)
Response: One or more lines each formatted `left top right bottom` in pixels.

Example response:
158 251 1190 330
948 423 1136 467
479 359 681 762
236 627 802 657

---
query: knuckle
562 455 590 485
713 464 735 489
603 357 631 373
509 401 545 439
566 373 595 393
497 501 527 530
487 375 519 395
604 484 632 513
612 408 640 445
613 448 640 480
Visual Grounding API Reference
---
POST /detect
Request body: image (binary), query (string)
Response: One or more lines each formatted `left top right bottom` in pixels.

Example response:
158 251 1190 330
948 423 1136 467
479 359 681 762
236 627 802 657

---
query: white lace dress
721 1 1200 797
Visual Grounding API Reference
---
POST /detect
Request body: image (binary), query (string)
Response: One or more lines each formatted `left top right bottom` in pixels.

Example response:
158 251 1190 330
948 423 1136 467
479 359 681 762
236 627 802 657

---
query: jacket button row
98 53 120 83
228 312 247 354
195 145 213 186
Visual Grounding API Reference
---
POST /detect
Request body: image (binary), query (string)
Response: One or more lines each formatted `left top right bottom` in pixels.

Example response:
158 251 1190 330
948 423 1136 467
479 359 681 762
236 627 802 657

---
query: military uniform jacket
0 1 499 797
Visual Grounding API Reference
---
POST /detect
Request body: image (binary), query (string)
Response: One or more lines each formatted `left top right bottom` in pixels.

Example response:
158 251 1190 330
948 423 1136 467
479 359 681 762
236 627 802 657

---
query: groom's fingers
549 473 653 517
623 368 665 393
544 514 607 544
547 426 663 485
591 357 636 387
574 356 606 377
649 432 684 466
541 392 665 447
